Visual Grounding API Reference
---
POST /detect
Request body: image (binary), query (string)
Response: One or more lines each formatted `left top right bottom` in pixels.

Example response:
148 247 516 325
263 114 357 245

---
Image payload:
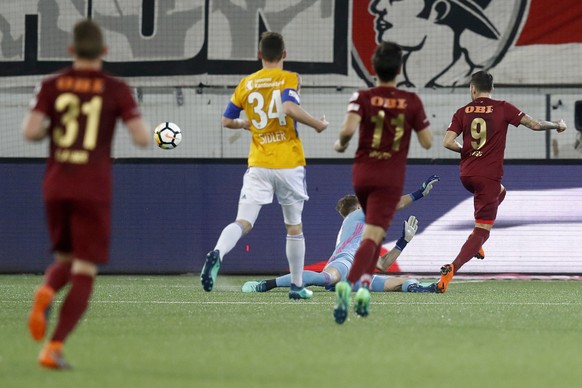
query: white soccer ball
154 122 182 150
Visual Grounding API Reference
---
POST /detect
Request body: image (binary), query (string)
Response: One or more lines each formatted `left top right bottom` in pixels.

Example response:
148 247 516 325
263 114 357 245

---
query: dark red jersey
448 97 524 180
31 67 140 202
348 86 429 188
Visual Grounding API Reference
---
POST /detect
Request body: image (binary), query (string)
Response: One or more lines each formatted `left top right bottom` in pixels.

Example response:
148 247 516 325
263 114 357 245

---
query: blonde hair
336 195 359 218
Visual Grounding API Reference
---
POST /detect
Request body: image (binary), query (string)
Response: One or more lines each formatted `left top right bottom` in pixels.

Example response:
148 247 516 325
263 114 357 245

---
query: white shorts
239 166 309 206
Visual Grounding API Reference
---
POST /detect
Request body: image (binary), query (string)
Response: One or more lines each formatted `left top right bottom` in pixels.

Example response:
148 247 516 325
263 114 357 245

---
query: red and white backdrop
0 0 581 87
1 1 581 275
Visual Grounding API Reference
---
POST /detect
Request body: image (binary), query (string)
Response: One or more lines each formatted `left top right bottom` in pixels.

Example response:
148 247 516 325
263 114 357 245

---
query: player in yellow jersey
200 32 328 299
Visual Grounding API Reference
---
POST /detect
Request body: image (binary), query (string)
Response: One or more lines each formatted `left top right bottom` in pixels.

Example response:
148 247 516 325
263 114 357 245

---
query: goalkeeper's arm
377 216 418 272
395 174 440 211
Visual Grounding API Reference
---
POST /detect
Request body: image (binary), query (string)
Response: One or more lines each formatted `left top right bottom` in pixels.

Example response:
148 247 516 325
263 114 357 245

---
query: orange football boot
28 285 55 341
474 247 485 260
435 264 455 294
38 341 71 370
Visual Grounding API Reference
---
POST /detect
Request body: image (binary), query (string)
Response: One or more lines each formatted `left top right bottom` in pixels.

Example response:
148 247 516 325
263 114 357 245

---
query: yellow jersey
224 68 306 168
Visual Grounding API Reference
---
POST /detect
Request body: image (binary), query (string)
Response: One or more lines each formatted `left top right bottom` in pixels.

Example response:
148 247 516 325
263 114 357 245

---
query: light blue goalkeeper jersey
325 209 365 266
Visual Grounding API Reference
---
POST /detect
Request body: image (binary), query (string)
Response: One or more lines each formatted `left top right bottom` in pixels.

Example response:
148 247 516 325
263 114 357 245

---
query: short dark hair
336 195 359 218
470 70 494 93
259 32 285 62
372 41 402 82
73 19 104 60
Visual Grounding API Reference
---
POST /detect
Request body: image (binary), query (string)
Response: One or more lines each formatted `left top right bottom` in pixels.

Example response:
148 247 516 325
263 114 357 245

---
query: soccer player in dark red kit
436 70 567 293
333 41 433 323
23 19 150 369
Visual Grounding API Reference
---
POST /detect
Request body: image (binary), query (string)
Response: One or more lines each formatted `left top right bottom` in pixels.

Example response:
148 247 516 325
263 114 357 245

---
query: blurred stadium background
1 0 581 274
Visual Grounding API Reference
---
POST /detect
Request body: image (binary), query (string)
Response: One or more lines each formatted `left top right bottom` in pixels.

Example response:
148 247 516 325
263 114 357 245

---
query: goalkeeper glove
410 175 440 201
395 215 418 251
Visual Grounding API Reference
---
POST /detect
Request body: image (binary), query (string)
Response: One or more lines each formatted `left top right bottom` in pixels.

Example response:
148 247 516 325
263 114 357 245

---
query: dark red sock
347 239 377 285
452 228 490 273
498 189 507 205
365 243 382 275
44 261 72 292
51 274 94 343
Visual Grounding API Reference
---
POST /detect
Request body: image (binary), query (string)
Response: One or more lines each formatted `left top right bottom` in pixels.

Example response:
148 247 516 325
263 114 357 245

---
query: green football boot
200 250 221 292
241 280 267 293
354 286 371 317
289 284 313 300
333 281 351 324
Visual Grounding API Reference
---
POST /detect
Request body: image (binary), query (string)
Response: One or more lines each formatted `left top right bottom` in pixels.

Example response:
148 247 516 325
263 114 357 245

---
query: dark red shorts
354 185 402 230
44 199 111 264
461 176 502 224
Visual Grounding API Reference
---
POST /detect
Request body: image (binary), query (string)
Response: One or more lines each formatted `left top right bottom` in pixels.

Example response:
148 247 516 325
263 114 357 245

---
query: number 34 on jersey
248 90 288 144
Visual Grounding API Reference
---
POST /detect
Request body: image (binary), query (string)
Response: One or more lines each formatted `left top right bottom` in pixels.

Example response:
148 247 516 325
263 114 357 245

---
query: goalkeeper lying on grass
242 176 440 295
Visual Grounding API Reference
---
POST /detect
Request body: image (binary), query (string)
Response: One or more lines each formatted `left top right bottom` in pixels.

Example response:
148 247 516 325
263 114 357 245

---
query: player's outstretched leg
435 263 455 293
241 280 267 293
38 341 71 370
333 281 351 324
28 285 55 341
288 283 313 300
200 250 221 292
354 285 371 317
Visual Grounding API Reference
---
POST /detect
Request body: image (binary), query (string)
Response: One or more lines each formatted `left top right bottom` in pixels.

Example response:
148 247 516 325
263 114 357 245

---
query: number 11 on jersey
370 110 405 153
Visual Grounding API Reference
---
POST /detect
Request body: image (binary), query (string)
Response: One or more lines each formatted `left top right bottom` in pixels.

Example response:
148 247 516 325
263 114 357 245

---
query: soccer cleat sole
28 286 54 341
333 282 351 324
200 251 221 292
435 264 454 294
474 247 485 260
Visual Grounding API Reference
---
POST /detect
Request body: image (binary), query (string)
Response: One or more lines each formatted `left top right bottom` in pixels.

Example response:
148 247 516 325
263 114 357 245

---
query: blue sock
302 271 331 287
275 274 292 288
276 271 331 288
370 275 387 292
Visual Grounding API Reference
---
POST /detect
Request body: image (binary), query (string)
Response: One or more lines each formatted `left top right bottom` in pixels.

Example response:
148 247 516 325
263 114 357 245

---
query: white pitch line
93 300 582 306
2 299 577 306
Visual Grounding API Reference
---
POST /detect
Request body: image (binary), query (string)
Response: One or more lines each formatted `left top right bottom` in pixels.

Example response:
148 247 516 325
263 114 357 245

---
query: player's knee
235 220 253 235
324 267 341 284
285 223 303 235
55 252 74 263
362 225 386 244
475 222 493 231
72 259 98 277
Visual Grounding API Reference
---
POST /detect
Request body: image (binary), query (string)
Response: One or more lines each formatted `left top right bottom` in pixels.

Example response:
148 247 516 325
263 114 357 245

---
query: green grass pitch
1 275 581 388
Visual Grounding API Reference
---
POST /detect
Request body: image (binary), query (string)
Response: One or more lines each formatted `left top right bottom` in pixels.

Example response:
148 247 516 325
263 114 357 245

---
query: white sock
286 234 305 287
214 222 244 261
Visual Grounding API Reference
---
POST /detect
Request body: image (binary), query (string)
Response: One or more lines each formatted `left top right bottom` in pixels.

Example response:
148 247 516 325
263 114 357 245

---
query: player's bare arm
221 117 251 130
22 111 48 141
126 117 151 147
416 127 433 149
282 101 328 132
376 247 401 272
395 195 413 211
520 115 567 132
443 130 462 153
334 112 360 152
